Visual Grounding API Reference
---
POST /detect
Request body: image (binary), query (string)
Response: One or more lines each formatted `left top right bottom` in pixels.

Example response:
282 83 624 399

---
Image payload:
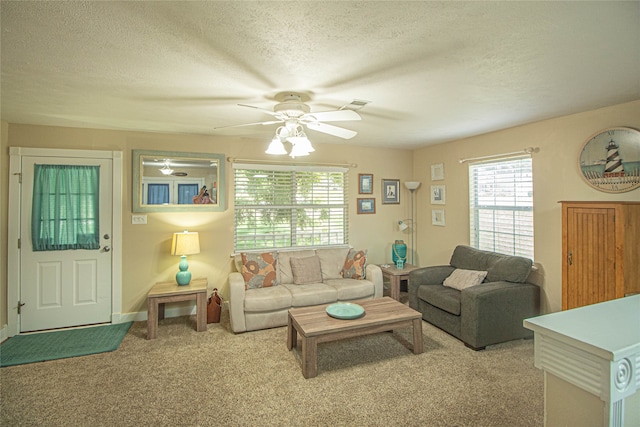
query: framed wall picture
358 173 373 194
432 209 446 226
431 185 446 204
381 179 400 204
431 163 445 181
579 127 640 193
357 198 376 214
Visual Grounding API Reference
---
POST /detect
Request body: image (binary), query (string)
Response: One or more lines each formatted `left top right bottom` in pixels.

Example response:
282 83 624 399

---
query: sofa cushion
418 285 461 316
341 249 367 280
282 283 337 307
443 269 488 290
316 247 350 280
277 250 316 285
244 285 292 312
241 252 278 289
290 255 323 285
324 278 375 300
449 245 532 283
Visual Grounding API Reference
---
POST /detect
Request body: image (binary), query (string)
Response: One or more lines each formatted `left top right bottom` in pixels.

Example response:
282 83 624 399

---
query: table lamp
171 231 200 286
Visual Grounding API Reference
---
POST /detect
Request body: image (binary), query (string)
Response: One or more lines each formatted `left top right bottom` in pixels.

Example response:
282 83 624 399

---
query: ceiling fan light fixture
287 136 314 153
289 142 311 158
265 136 287 155
160 160 174 175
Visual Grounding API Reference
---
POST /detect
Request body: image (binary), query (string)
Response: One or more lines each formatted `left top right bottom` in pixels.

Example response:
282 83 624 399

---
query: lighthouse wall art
579 127 640 193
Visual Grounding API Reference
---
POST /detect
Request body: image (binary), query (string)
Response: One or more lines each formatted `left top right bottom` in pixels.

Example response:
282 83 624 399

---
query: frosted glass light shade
265 137 287 155
288 136 314 152
405 181 421 190
289 141 312 158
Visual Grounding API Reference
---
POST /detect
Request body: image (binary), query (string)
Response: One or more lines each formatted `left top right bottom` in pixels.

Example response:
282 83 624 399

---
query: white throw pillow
443 268 488 290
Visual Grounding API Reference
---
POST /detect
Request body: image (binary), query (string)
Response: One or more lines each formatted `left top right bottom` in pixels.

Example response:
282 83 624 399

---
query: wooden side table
379 264 421 301
147 277 208 339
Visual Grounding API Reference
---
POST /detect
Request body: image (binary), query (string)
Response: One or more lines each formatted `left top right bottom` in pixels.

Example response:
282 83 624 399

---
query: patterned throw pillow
241 252 278 289
341 249 367 280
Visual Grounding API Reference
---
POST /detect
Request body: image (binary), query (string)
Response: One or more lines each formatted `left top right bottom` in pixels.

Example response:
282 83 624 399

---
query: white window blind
233 163 348 251
469 156 534 259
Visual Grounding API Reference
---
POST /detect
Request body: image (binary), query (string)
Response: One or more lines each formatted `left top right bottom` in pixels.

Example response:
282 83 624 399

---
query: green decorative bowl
326 302 365 320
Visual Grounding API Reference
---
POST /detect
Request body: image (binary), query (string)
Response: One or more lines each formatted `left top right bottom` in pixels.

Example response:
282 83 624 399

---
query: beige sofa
229 247 383 333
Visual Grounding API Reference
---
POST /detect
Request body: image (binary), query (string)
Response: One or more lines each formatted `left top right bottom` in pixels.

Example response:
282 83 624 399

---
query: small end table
147 277 208 339
379 264 421 301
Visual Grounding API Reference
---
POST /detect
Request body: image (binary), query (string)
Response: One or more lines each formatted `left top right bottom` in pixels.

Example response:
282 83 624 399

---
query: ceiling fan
214 91 363 141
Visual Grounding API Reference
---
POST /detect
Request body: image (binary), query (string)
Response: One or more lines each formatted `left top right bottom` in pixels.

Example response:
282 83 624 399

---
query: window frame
233 163 349 252
142 177 205 205
468 155 534 259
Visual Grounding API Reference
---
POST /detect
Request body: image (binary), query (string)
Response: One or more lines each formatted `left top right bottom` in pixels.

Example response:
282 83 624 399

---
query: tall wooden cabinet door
563 207 616 310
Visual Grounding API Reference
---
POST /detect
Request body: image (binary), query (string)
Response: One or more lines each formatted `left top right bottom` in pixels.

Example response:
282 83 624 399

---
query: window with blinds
233 163 348 251
469 156 534 259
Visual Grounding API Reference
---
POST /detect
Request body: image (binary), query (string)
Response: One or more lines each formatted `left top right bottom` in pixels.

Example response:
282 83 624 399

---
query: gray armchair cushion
418 285 461 315
450 245 532 283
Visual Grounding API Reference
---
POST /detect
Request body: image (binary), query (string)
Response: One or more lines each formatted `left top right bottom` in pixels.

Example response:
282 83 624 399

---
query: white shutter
234 164 348 251
469 156 534 259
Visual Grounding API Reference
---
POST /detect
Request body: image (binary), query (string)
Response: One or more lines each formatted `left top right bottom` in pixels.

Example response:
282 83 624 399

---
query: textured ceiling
2 1 639 150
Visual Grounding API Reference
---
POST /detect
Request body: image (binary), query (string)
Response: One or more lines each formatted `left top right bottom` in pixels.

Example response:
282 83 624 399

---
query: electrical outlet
132 215 147 225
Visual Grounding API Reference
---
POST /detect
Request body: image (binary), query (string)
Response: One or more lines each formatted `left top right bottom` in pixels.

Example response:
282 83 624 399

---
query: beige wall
412 99 640 313
2 99 639 328
1 121 8 331
1 124 415 322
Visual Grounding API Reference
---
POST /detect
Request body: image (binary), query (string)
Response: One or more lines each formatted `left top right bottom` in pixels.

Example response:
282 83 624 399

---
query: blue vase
392 241 407 265
176 255 192 286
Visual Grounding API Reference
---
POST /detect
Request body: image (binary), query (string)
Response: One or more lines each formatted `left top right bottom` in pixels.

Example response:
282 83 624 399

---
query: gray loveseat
409 245 539 350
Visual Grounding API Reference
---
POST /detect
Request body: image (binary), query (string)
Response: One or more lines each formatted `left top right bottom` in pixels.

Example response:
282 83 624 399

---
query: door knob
103 246 111 252
104 234 110 240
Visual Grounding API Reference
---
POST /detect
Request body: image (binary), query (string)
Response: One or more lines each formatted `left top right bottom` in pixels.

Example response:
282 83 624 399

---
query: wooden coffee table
287 297 423 378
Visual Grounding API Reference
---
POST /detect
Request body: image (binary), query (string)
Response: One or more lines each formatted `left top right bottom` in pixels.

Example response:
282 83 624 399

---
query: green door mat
0 322 132 367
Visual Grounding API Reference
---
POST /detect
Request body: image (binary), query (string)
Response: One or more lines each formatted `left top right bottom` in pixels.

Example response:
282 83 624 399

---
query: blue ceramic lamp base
176 255 192 286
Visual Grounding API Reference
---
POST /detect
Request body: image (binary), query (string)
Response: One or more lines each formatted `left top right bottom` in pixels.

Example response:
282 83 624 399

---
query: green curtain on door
31 164 100 251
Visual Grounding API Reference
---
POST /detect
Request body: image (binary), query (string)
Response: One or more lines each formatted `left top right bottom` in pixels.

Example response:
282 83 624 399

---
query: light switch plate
132 215 147 225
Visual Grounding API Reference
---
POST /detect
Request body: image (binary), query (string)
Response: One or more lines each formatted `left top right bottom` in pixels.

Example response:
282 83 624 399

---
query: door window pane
31 164 100 251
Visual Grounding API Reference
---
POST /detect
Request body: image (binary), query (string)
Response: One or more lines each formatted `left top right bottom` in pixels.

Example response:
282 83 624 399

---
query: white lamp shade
405 181 421 190
171 231 200 256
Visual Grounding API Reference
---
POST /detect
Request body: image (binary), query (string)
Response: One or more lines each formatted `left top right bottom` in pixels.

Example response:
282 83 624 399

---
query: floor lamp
404 181 421 265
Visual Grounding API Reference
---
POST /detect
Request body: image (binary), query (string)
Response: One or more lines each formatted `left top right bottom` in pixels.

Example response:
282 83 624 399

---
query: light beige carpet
1 308 543 426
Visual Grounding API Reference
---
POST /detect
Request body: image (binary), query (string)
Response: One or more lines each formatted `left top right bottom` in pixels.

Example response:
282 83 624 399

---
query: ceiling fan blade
305 122 357 139
302 109 361 122
214 120 283 130
237 103 281 118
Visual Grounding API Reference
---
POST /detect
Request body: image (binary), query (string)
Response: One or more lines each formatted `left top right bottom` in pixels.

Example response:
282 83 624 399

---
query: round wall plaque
579 127 640 193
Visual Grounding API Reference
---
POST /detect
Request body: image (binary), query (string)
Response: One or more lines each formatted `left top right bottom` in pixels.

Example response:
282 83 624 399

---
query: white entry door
19 156 113 332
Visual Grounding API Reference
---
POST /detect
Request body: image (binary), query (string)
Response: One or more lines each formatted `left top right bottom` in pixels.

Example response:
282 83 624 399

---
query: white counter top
524 294 640 361
524 295 640 427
